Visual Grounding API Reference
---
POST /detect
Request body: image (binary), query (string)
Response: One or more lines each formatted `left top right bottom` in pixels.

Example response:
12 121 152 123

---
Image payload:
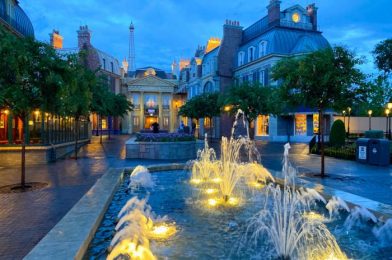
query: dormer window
259 41 267 57
238 51 245 66
248 46 255 62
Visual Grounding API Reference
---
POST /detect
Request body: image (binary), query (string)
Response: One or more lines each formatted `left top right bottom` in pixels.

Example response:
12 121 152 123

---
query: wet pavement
0 136 391 259
0 135 184 260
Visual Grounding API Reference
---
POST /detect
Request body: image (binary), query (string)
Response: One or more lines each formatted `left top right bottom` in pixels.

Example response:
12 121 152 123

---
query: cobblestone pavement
0 135 184 260
0 137 391 259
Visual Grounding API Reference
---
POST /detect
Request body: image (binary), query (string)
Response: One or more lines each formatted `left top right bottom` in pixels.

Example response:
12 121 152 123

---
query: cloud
20 0 392 73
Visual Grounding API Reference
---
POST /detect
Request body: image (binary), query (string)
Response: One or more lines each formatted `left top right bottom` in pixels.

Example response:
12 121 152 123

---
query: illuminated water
85 167 392 259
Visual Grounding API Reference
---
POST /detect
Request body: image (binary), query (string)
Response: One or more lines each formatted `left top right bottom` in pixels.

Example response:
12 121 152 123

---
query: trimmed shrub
330 120 346 147
364 130 384 139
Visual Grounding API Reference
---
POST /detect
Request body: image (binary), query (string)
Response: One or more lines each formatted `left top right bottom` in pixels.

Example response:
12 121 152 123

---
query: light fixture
368 110 373 116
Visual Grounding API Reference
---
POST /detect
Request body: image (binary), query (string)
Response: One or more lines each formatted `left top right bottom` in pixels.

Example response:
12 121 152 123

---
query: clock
292 13 300 23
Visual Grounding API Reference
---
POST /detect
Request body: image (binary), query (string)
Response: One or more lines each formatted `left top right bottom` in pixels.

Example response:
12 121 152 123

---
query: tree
330 120 346 147
373 39 392 75
272 46 365 177
107 93 134 139
0 28 61 188
222 82 279 139
179 92 221 138
90 75 111 144
61 54 94 159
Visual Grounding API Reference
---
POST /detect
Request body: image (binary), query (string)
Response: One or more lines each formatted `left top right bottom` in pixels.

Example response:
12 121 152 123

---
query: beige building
122 67 184 133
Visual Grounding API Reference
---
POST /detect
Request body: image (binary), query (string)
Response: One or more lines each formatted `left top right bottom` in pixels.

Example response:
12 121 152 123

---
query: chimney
77 25 92 49
49 29 63 49
267 0 281 26
307 3 318 31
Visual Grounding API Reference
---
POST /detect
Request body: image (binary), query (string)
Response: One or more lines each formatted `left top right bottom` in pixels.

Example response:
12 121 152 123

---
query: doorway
144 116 158 129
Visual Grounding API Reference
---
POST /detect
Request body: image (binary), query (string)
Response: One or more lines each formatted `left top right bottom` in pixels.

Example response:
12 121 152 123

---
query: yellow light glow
224 105 231 112
386 109 390 116
208 198 219 207
206 197 240 207
4 110 9 115
249 181 265 189
388 103 392 110
190 178 202 185
211 177 222 184
149 223 177 240
303 211 325 222
34 110 40 116
107 238 156 260
368 110 373 116
292 13 300 23
205 188 218 195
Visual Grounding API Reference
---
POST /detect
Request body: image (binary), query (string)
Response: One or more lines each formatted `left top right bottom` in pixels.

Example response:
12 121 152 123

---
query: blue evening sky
21 0 392 74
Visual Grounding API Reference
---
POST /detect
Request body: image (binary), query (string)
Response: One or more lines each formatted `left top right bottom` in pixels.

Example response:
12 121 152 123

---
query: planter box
0 139 90 166
126 137 204 160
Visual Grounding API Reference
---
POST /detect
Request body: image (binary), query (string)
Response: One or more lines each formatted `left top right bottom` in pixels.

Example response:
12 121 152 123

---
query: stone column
140 91 145 130
158 92 163 126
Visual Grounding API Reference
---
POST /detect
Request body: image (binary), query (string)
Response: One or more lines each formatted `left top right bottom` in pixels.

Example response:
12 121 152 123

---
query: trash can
368 139 390 166
356 138 370 164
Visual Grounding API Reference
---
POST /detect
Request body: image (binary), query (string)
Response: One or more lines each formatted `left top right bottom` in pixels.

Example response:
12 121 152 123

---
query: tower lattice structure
128 22 136 72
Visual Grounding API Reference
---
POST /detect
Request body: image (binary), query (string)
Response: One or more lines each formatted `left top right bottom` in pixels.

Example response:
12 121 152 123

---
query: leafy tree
222 82 279 139
90 75 111 143
61 54 94 159
0 28 62 188
106 93 133 139
373 39 392 75
179 92 221 138
272 46 365 177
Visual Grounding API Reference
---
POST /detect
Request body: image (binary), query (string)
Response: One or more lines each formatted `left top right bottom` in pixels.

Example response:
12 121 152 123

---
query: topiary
330 119 346 147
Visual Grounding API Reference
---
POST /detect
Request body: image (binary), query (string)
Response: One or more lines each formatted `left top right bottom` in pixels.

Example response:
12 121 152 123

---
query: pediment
127 75 177 88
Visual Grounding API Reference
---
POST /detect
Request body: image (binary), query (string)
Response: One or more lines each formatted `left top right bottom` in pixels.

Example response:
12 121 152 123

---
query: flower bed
135 133 195 142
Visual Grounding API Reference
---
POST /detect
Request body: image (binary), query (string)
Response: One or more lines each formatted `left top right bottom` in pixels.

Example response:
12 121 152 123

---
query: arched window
259 41 267 57
248 46 256 62
238 51 245 66
204 81 214 93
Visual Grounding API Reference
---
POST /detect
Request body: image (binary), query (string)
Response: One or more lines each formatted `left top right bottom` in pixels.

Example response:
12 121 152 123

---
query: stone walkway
256 141 392 206
0 135 183 260
0 137 391 259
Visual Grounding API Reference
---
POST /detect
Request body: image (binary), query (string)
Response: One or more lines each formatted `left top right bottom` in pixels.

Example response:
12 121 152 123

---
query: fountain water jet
245 143 347 259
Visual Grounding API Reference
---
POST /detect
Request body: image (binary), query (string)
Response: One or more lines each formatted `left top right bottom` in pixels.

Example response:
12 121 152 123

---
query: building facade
179 0 332 142
55 26 123 135
122 67 182 133
0 0 34 37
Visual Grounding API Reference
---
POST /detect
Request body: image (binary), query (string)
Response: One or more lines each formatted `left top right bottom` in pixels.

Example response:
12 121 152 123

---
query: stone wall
126 138 204 160
0 139 90 166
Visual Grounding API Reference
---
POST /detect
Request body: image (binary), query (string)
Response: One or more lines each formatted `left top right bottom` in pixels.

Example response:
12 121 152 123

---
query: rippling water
85 170 392 259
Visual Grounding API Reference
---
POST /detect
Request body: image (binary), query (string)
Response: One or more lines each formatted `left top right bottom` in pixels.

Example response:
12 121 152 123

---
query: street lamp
385 108 390 139
347 107 351 137
342 110 346 132
368 110 373 130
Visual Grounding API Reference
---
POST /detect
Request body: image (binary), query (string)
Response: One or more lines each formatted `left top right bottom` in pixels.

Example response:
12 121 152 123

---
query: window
259 41 267 57
248 46 255 62
313 114 319 134
295 114 307 135
256 115 269 136
110 62 114 73
103 58 106 70
238 51 245 66
204 81 214 93
259 70 265 86
131 93 140 108
133 116 140 126
163 117 169 128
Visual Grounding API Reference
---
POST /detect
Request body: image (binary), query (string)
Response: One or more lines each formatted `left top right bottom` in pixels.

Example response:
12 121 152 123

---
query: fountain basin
25 164 392 259
126 137 204 160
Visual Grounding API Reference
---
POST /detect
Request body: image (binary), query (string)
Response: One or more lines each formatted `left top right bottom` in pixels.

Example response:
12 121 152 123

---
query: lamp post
347 107 351 137
388 102 392 139
385 109 390 139
342 110 346 133
368 110 373 131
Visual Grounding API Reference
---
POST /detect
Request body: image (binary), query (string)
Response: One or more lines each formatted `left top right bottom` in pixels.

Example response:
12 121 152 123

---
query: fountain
245 143 347 260
190 110 274 207
129 166 154 189
108 186 176 259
